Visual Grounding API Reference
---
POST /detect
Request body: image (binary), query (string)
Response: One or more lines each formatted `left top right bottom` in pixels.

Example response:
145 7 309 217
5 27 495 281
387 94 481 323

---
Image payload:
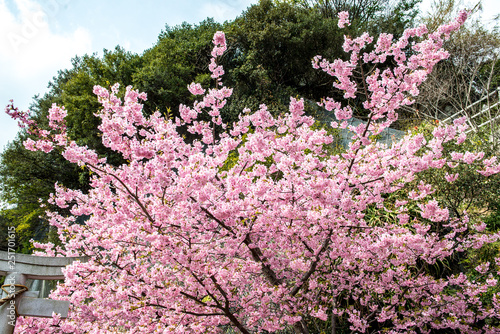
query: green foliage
365 0 422 38
226 0 345 117
0 0 423 260
1 3 474 334
0 137 84 251
480 58 500 89
0 47 141 252
407 121 500 297
357 120 500 296
0 213 12 251
227 0 422 123
133 19 223 119
414 121 500 222
310 119 343 155
49 47 142 157
485 203 500 232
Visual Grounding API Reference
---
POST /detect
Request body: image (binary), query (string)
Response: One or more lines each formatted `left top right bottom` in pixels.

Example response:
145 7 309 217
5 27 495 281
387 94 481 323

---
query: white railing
443 87 500 134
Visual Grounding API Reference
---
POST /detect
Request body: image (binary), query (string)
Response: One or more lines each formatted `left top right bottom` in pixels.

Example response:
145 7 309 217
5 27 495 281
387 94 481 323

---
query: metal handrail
443 87 500 124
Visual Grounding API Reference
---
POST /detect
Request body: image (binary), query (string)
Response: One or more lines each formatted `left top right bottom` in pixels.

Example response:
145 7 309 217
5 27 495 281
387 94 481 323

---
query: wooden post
0 251 86 334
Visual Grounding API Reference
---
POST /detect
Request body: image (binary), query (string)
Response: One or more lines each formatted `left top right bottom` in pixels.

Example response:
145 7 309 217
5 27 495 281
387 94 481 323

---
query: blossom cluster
9 12 500 334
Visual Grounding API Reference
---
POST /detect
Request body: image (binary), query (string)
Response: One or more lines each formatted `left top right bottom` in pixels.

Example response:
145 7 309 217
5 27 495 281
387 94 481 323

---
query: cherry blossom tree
7 10 500 334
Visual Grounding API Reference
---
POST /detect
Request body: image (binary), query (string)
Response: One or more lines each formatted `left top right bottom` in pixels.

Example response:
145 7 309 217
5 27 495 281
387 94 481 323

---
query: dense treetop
1 1 499 332
1 0 429 251
8 11 500 332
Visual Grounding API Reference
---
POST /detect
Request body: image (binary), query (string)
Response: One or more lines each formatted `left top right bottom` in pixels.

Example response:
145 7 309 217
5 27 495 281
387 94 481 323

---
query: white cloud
0 0 92 79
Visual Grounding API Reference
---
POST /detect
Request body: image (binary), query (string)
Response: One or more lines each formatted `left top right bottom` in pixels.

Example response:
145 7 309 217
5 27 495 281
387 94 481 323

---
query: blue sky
0 0 498 153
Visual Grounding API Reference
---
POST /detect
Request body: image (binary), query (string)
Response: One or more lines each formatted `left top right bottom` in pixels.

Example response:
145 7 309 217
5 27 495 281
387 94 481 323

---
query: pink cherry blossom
9 11 500 334
337 11 350 28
